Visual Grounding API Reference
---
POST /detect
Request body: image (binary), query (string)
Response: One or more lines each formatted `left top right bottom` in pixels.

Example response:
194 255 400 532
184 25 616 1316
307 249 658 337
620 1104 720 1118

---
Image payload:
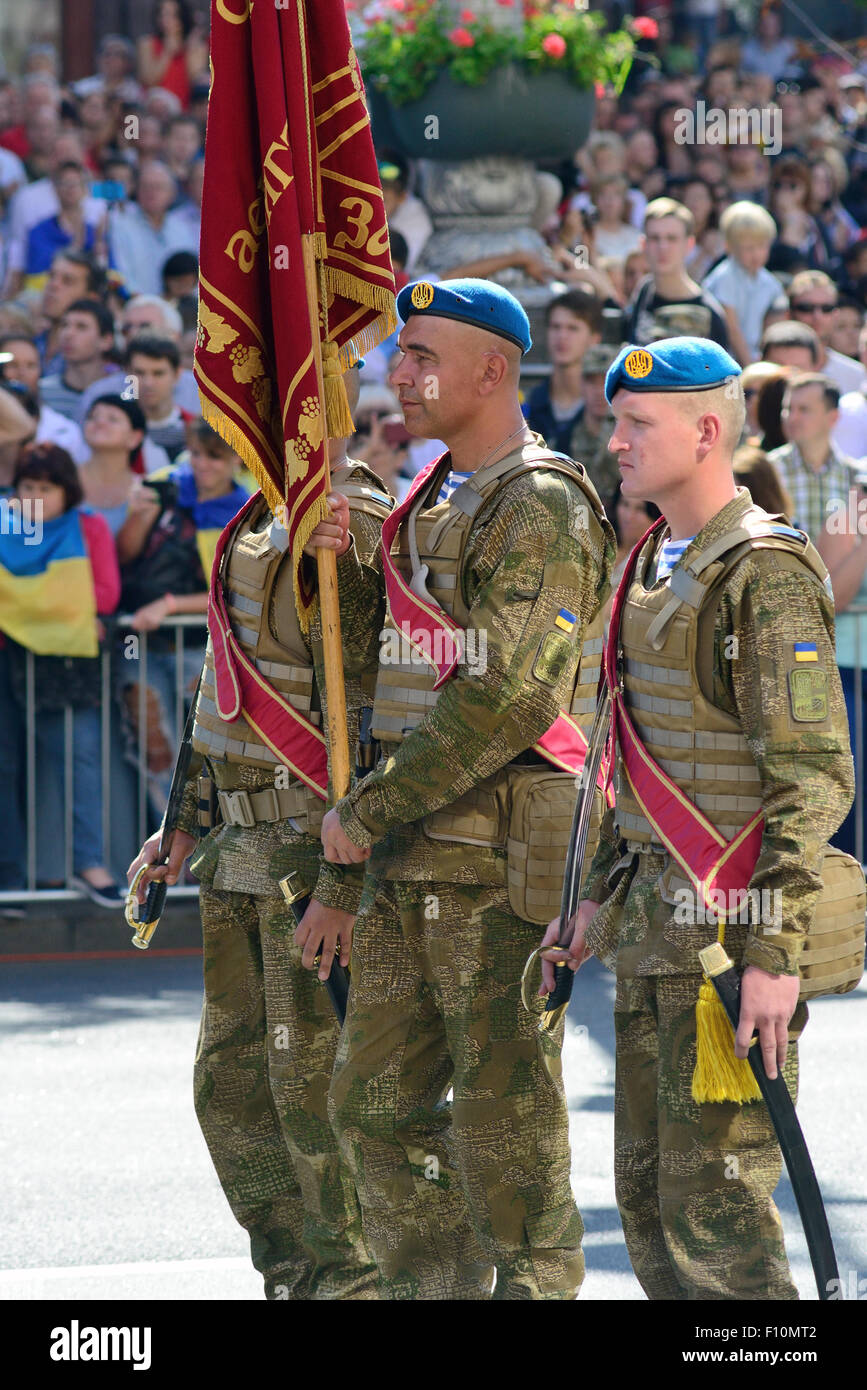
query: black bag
6 637 103 711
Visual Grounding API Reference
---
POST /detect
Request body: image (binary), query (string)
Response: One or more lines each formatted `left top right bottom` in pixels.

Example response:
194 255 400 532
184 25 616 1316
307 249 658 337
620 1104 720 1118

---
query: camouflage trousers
328 876 585 1300
614 972 800 1300
194 882 378 1300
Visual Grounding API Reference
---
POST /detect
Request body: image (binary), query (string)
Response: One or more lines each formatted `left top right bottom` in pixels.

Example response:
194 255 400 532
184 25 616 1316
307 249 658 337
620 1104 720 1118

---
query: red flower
449 26 475 46
495 0 514 6
594 81 605 98
387 0 407 10
541 33 567 58
400 18 417 32
632 16 659 39
460 7 477 20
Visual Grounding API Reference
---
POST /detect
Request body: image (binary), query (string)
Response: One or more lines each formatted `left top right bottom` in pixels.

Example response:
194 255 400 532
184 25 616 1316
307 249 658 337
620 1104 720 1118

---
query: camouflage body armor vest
192 463 391 824
371 447 606 751
614 507 829 860
370 447 608 874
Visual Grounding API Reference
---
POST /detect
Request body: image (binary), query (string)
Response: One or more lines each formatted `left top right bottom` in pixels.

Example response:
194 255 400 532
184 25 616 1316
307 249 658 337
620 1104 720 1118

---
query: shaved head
671 381 746 454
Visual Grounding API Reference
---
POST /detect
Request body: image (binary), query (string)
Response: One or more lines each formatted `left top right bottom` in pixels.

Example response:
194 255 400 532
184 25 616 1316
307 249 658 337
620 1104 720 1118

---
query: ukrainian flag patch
794 642 818 662
555 608 576 633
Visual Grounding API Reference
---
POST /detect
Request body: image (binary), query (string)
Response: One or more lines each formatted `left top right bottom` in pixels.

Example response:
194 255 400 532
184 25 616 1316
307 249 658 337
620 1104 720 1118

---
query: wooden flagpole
300 232 351 800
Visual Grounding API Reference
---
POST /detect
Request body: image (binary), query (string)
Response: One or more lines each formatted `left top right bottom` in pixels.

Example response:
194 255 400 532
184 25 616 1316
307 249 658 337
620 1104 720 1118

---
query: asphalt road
1 953 865 1301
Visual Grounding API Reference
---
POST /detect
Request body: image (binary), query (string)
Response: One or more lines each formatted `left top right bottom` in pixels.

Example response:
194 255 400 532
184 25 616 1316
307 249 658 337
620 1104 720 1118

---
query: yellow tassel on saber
691 976 762 1104
691 917 762 1105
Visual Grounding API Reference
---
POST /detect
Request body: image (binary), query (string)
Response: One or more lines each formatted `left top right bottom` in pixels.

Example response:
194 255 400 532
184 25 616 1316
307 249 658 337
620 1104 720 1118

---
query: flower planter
379 65 595 161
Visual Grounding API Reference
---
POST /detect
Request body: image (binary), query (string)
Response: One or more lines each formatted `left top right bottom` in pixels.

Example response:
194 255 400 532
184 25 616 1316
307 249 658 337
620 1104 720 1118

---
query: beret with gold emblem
604 336 741 405
397 277 532 354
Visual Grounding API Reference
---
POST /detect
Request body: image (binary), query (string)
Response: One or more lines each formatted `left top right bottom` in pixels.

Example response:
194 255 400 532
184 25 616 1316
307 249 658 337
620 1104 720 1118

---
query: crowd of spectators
2 0 867 899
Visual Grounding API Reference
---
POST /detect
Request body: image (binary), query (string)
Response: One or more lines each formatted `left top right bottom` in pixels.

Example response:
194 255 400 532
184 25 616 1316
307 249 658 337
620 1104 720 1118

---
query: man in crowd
787 271 864 395
108 161 199 297
525 288 603 455
39 299 116 422
768 373 859 542
125 335 190 463
624 198 730 350
0 333 87 462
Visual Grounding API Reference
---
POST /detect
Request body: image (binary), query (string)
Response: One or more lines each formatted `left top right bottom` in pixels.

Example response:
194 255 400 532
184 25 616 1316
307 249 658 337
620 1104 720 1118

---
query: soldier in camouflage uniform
567 344 620 507
541 337 854 1300
128 368 389 1300
308 279 615 1299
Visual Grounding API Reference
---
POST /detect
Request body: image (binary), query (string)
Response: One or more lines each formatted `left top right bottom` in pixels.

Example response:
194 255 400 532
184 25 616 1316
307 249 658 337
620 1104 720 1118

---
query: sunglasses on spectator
790 302 835 314
743 388 759 399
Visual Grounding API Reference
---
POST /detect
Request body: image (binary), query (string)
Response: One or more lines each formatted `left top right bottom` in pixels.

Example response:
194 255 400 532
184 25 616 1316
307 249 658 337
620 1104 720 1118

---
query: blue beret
604 337 742 406
397 277 532 354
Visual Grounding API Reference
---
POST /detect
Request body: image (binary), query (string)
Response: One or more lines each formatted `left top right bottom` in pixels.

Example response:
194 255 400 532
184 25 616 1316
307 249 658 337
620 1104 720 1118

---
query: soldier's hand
538 899 601 995
735 965 800 1079
303 492 350 557
294 897 355 980
321 807 371 864
127 829 196 903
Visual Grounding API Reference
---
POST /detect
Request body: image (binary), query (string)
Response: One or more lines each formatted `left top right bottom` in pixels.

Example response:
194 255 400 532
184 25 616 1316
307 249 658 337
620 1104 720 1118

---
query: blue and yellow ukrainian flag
794 642 818 662
0 505 97 656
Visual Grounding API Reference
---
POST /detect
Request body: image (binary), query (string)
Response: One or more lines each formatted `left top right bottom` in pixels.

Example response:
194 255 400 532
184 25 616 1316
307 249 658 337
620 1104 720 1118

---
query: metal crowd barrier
1 606 865 906
0 615 207 905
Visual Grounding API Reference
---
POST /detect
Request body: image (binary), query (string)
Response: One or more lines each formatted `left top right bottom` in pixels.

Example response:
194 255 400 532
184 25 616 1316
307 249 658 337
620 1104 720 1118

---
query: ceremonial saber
539 683 612 1034
699 942 840 1301
125 672 202 949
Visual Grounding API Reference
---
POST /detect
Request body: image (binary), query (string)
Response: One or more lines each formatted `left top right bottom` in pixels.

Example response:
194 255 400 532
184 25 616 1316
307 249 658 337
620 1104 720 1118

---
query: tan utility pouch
799 845 866 1000
505 767 598 926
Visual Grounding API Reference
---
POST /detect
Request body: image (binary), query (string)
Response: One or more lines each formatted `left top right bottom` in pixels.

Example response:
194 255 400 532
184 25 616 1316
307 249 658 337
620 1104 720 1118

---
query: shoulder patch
787 666 829 722
533 630 573 687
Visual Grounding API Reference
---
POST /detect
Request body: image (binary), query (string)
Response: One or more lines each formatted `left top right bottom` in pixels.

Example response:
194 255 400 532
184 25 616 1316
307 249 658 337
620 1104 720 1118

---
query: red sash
380 456 602 781
207 494 328 799
605 521 764 912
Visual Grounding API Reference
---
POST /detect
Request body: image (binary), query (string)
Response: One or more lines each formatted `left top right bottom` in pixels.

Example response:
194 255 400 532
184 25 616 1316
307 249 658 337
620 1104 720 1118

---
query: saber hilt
280 870 350 1024
699 941 840 1301
125 866 168 949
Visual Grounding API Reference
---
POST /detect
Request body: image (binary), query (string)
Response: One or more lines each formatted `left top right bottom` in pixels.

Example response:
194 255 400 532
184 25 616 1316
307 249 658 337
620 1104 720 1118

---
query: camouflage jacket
583 489 855 977
334 441 616 884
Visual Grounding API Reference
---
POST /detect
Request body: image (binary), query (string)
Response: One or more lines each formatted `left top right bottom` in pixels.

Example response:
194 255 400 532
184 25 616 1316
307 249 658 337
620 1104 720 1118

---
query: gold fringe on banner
198 396 283 516
323 263 398 320
691 920 762 1105
321 339 355 438
337 311 400 374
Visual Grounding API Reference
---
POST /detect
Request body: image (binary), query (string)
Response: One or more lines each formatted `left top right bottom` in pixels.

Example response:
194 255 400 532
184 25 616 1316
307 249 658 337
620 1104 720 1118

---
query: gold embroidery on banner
197 303 239 354
199 272 268 350
312 65 351 94
216 0 251 23
334 196 374 251
314 93 360 127
348 46 368 115
320 167 383 200
262 122 294 223
317 117 369 164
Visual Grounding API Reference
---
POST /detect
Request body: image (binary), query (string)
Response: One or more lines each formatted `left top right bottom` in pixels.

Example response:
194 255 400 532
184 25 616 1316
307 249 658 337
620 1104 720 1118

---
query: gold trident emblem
410 281 435 311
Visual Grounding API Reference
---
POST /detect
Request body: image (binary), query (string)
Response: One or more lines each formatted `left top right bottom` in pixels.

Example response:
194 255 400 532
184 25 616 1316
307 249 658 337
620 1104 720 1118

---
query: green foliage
358 1 639 106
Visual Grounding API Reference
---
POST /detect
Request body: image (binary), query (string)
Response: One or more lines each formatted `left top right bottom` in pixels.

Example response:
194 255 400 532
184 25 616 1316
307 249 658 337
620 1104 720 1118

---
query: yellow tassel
320 340 355 439
691 976 762 1104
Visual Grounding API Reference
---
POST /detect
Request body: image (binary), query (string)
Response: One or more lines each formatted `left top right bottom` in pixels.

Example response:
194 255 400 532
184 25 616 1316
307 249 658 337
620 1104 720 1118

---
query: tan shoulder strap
646 513 817 650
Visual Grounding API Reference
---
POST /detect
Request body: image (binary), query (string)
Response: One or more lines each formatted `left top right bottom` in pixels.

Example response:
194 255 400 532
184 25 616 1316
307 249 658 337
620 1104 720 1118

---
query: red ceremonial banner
194 0 397 622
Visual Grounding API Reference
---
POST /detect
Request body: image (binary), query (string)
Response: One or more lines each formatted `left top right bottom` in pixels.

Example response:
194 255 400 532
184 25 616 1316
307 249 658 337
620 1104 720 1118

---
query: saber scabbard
538 684 612 1035
699 941 840 1301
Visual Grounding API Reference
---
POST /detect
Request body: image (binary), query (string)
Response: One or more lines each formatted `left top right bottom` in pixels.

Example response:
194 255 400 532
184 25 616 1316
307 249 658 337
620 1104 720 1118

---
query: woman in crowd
0 444 122 903
137 0 208 111
768 157 830 271
680 175 726 282
78 395 147 536
732 443 794 517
